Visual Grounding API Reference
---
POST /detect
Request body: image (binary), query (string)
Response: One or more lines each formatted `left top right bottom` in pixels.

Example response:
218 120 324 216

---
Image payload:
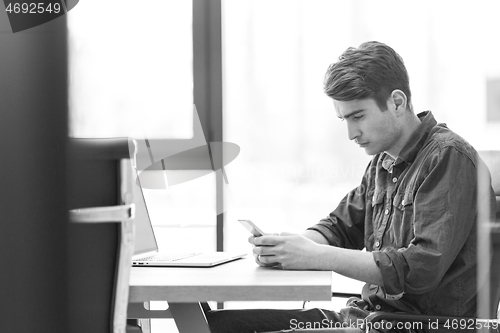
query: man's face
333 98 403 156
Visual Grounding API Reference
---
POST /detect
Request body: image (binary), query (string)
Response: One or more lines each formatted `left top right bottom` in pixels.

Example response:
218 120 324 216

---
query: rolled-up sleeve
372 146 478 297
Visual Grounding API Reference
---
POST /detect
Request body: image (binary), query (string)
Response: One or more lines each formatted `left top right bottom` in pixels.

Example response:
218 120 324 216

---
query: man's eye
353 115 363 120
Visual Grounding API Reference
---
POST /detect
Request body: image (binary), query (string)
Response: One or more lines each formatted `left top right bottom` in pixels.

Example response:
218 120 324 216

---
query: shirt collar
381 111 437 171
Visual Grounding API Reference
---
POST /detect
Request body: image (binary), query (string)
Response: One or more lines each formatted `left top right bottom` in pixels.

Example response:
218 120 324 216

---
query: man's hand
248 232 322 270
248 231 384 286
248 234 280 267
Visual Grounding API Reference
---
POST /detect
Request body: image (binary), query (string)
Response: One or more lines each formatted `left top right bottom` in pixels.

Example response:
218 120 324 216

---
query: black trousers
205 305 369 333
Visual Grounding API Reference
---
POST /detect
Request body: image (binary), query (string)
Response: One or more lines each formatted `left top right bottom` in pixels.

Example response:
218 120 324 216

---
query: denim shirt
308 111 496 317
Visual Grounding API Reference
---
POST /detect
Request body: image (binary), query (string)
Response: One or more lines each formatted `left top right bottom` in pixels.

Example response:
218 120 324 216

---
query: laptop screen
132 169 159 256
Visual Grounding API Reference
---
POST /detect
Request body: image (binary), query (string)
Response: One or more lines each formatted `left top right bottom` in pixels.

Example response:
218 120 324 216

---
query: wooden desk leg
169 302 212 333
138 318 151 333
140 301 151 333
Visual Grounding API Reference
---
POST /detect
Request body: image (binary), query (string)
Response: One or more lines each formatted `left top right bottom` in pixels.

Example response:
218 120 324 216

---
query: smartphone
238 219 267 237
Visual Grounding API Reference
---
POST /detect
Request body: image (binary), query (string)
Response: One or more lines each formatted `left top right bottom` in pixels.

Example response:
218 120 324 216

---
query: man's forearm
313 244 384 286
301 229 330 245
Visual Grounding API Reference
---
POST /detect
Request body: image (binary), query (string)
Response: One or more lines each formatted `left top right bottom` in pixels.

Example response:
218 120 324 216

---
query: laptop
131 168 247 267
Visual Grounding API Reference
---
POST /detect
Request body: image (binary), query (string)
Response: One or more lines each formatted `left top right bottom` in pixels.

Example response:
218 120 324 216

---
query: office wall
0 12 68 333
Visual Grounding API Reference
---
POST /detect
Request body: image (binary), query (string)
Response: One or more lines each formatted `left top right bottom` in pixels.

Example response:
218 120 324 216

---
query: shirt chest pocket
370 190 388 224
370 189 414 212
393 190 414 210
391 189 415 246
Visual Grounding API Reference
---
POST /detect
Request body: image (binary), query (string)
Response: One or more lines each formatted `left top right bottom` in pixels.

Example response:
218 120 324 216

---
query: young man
206 41 496 333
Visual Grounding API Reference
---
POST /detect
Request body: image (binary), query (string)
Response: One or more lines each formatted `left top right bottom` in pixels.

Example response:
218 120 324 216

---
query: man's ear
391 90 407 115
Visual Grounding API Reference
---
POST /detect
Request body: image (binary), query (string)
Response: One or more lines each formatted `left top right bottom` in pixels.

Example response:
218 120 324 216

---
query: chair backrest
479 150 500 220
491 228 500 320
477 150 500 320
67 138 136 333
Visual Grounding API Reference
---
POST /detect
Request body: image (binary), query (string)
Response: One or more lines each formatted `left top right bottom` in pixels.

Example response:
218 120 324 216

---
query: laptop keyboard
138 252 202 262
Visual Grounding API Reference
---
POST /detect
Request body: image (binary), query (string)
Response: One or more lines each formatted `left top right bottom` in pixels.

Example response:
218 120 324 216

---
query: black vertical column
193 0 224 252
0 12 68 333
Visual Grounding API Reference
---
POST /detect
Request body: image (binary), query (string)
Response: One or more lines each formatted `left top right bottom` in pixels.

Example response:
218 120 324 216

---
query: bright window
222 0 500 250
67 0 193 139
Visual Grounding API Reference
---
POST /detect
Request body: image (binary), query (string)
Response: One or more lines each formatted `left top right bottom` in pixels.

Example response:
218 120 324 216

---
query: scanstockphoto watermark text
290 318 500 331
290 318 422 331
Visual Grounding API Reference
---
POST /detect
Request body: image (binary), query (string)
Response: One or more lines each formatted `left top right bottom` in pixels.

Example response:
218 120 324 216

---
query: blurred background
67 0 500 330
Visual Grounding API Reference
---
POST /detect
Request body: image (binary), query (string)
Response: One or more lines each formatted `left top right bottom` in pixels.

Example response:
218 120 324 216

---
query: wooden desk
128 257 334 332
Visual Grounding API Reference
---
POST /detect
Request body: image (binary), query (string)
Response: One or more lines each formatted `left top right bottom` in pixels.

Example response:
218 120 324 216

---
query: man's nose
347 122 360 141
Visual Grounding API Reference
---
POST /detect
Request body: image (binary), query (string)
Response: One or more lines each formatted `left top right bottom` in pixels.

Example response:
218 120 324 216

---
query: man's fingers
253 254 264 266
253 235 283 246
248 235 256 245
253 246 274 256
254 253 280 267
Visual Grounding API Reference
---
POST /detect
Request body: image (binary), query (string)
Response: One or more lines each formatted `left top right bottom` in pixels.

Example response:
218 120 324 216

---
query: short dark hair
323 41 412 110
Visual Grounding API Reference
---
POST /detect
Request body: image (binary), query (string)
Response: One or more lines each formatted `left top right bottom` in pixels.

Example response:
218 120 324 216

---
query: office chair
67 138 142 333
